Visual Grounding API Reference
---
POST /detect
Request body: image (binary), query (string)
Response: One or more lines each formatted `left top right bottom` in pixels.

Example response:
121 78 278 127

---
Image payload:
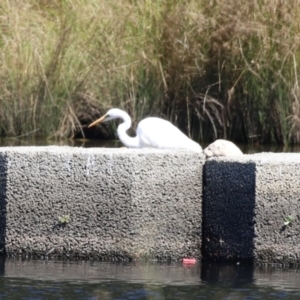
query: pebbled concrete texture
0 147 204 260
2 147 300 264
203 153 300 265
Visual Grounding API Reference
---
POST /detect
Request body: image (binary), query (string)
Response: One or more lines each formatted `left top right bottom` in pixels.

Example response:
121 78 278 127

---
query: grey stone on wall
203 153 300 264
0 147 204 260
203 139 243 158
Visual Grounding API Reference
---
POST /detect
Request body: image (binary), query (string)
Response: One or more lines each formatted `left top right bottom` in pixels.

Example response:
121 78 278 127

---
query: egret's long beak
88 114 107 128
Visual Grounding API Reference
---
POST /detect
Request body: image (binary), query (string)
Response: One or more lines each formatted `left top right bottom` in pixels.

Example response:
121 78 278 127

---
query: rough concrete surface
203 153 300 265
0 147 204 260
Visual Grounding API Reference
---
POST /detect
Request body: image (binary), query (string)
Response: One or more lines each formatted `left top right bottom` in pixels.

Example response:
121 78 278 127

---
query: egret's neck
117 112 140 148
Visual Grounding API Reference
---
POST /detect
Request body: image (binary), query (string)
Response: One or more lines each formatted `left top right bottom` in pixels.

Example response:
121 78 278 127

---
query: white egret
88 108 202 151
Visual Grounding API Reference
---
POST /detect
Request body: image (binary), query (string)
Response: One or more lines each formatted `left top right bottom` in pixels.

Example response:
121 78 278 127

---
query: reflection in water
200 262 254 285
0 259 300 299
3 259 201 285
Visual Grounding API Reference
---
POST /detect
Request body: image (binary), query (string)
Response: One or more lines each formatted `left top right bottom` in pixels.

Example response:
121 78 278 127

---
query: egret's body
88 108 202 151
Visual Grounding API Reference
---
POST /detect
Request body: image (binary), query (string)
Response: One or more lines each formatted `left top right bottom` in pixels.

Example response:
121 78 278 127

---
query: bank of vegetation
1 0 300 144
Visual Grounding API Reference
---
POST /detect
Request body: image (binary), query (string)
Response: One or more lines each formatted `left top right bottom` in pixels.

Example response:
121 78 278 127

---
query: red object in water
182 258 197 264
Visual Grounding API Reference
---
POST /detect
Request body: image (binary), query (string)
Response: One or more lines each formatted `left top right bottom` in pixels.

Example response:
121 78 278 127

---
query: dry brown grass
0 0 300 143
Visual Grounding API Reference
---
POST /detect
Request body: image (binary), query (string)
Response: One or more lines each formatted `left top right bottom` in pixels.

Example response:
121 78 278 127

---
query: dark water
1 137 300 154
0 138 122 149
1 259 300 299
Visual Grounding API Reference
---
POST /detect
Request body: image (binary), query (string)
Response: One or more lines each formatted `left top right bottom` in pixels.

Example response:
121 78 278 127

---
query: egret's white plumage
88 108 202 151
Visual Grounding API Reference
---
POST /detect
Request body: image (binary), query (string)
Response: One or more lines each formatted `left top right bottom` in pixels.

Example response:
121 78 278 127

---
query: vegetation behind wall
1 0 300 144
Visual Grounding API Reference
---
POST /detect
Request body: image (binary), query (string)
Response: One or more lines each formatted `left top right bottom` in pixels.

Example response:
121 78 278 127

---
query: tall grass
1 0 300 144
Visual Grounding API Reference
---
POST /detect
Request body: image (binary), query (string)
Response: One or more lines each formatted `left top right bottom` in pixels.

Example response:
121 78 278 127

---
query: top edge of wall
207 152 300 164
0 146 205 156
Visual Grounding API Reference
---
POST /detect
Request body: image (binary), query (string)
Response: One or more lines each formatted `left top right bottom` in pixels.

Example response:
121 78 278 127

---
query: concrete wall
203 154 300 265
0 147 204 260
1 147 300 264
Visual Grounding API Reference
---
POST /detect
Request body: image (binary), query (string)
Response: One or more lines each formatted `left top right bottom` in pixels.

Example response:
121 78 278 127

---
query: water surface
1 259 300 299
